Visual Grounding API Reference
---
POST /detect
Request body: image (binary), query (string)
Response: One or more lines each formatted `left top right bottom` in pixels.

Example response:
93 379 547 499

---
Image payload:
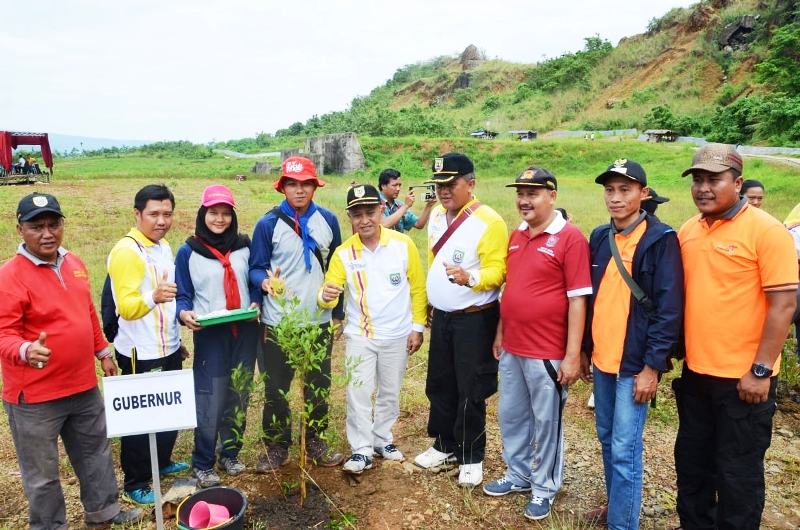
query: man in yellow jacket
319 184 427 474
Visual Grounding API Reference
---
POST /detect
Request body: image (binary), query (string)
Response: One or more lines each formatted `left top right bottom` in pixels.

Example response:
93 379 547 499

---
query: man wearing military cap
0 192 143 528
482 167 591 520
675 144 797 530
319 184 427 475
581 159 684 529
412 152 508 488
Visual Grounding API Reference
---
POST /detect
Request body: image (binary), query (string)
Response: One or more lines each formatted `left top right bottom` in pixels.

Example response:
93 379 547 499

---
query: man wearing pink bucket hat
249 157 346 470
176 185 261 488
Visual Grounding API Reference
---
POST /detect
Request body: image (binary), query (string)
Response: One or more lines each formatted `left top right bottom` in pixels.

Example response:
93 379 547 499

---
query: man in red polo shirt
483 167 591 521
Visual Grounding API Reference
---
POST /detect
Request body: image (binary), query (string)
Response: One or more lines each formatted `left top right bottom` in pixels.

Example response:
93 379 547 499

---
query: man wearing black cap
0 193 143 529
412 152 508 488
675 144 796 530
581 160 684 529
319 184 427 475
640 187 669 216
483 167 591 520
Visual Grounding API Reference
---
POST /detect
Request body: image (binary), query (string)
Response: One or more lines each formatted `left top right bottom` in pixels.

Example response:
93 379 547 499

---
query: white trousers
345 334 408 456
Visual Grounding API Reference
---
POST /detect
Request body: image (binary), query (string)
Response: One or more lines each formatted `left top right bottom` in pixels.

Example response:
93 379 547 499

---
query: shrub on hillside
525 35 613 93
453 88 476 109
755 22 800 94
482 94 502 112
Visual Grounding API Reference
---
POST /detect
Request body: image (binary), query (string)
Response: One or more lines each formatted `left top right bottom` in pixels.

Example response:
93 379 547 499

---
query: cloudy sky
2 0 696 143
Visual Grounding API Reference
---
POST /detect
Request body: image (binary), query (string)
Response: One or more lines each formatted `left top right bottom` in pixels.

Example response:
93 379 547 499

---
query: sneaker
122 487 155 507
255 444 290 473
85 508 144 528
524 496 551 520
306 436 345 467
482 476 531 496
218 456 246 476
458 462 483 487
193 467 221 488
159 461 189 476
342 453 373 475
413 447 456 469
373 444 405 461
582 506 608 524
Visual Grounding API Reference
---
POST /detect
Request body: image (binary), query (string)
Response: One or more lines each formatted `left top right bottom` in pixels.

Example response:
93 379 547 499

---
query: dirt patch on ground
2 379 800 529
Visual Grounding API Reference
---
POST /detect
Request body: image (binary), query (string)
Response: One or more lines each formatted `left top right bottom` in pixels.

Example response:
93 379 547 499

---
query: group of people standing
0 143 795 530
358 144 796 530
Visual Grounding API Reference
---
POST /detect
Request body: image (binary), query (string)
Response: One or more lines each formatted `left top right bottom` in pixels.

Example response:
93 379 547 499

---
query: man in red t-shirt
483 167 592 521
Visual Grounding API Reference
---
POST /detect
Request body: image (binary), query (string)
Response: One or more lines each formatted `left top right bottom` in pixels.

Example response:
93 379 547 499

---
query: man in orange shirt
675 144 797 530
582 159 684 530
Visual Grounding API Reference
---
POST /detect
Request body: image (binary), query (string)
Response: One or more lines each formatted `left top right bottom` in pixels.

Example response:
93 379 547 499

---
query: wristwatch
751 362 773 379
466 274 476 288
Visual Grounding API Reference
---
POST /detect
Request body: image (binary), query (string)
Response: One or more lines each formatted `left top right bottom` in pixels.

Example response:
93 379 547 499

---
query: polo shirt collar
379 192 396 208
17 243 67 268
611 210 647 236
517 209 567 235
351 225 390 250
720 197 748 220
129 228 163 248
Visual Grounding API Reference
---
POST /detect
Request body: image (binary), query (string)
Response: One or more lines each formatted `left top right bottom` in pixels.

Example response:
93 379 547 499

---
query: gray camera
410 185 436 202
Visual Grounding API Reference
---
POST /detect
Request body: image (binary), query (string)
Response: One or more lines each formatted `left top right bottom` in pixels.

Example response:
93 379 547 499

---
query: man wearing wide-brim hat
412 152 508 488
674 143 797 530
249 156 346 471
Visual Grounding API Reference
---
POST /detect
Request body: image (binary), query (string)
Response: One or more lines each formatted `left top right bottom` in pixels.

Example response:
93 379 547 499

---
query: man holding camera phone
378 168 436 232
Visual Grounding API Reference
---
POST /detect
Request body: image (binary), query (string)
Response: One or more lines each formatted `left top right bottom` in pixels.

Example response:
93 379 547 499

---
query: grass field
2 137 800 529
7 136 800 291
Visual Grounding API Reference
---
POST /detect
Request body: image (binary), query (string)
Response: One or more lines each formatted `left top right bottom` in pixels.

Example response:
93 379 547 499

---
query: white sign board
103 369 196 437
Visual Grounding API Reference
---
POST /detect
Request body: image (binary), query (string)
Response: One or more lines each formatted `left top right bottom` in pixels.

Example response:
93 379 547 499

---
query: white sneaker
373 444 405 461
342 453 372 475
458 462 483 487
414 447 456 469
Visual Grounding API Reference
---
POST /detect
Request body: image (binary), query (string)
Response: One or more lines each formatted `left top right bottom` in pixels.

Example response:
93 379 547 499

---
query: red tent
0 131 54 173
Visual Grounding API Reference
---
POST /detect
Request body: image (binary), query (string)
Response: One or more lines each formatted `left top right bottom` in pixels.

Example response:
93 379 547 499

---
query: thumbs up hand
153 269 177 303
28 331 51 369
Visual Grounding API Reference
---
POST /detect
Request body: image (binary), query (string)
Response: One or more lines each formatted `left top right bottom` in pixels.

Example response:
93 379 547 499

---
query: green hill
263 0 800 147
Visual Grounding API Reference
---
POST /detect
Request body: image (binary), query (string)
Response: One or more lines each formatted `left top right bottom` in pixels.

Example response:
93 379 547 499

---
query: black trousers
116 349 183 492
673 364 777 530
257 324 332 448
426 305 499 465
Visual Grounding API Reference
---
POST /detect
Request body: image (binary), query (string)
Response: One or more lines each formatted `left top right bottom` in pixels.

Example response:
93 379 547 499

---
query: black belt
448 301 498 314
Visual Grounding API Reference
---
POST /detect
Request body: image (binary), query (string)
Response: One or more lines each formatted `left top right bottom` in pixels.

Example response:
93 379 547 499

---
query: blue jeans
593 367 649 530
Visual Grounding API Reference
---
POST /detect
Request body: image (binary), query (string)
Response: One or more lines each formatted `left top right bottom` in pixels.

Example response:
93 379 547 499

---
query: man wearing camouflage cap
413 152 508 488
675 144 797 529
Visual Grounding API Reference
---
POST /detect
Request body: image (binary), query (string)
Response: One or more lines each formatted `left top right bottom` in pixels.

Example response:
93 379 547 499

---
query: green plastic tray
195 308 259 326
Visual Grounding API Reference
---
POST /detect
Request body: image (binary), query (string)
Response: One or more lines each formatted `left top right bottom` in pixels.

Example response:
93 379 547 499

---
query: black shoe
85 508 144 528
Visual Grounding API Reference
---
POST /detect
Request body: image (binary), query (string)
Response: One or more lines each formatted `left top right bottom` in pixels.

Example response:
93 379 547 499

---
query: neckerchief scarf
279 199 318 272
187 206 251 337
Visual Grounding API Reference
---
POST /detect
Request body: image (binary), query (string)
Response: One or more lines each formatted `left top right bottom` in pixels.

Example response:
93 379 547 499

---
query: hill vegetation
262 0 800 147
51 0 800 163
